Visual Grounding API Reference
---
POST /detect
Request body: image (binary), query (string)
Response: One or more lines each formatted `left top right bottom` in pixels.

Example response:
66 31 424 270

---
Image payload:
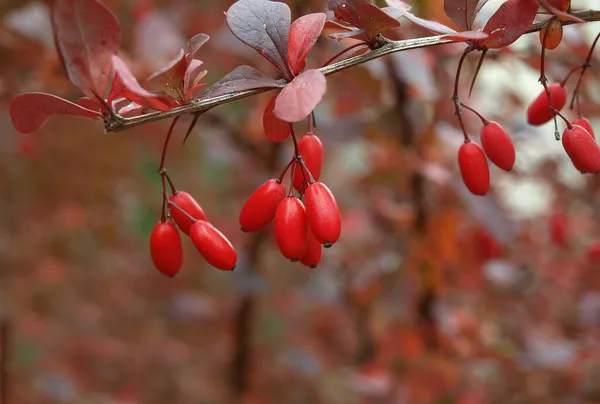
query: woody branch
104 10 600 134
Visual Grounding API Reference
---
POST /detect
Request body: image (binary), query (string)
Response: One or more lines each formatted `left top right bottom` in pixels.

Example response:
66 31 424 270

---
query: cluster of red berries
527 83 599 173
240 132 341 268
458 120 516 196
150 190 237 277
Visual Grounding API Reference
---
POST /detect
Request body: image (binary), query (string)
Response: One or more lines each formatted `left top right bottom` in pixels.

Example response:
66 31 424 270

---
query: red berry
275 197 309 261
527 84 567 126
480 121 516 171
189 221 237 271
150 221 183 277
300 231 322 268
263 96 290 142
293 134 324 192
458 141 490 196
239 179 287 232
562 125 600 173
304 182 342 247
169 192 207 235
572 117 595 140
539 18 563 50
587 241 600 262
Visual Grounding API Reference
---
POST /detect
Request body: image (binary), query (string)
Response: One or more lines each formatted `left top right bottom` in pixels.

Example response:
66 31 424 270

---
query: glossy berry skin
304 182 342 247
480 121 515 171
572 117 595 140
527 84 567 126
300 231 322 268
294 134 324 192
275 197 309 261
240 179 287 232
150 221 183 277
263 96 290 142
539 18 563 50
562 125 600 173
458 141 490 196
169 192 207 235
189 221 237 271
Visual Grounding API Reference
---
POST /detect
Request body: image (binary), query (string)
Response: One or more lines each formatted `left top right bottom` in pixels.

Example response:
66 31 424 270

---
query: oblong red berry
304 182 342 247
239 179 287 232
300 231 322 268
293 134 324 192
539 18 563 50
527 83 567 126
458 141 490 196
275 197 309 261
263 96 290 142
150 221 183 277
189 221 237 271
572 117 595 140
562 124 600 173
480 121 516 171
169 191 207 235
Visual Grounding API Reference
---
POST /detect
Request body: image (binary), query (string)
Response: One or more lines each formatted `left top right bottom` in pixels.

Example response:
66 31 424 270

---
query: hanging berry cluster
240 124 341 268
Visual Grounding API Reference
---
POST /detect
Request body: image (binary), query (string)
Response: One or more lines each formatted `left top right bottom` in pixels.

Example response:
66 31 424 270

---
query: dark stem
539 17 561 140
288 160 298 197
278 158 295 182
311 111 317 129
552 107 572 128
290 124 300 156
468 48 487 97
167 200 197 222
453 45 475 142
159 117 181 170
460 102 489 124
322 42 368 67
569 31 600 113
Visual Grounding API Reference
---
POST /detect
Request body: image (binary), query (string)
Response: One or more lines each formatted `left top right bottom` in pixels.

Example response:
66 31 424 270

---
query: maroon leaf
51 0 121 99
197 65 284 100
288 13 326 76
444 0 479 31
325 21 370 42
273 69 327 123
226 0 291 77
109 55 176 111
401 12 457 34
539 0 584 23
183 60 207 97
145 49 188 101
10 93 101 135
480 0 538 49
442 30 488 41
329 0 400 41
187 33 210 61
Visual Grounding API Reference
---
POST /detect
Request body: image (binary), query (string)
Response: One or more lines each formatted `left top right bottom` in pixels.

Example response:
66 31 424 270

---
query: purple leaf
324 20 369 42
274 69 326 123
443 0 478 31
288 13 326 76
442 30 488 41
187 33 210 61
51 0 121 99
145 49 188 101
10 93 101 135
109 55 176 111
197 65 284 100
226 0 291 77
328 0 400 41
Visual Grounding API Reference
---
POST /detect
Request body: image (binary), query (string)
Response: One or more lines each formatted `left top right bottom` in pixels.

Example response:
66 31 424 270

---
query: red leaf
401 12 457 34
274 69 327 123
198 65 284 100
288 13 326 76
145 49 188 101
109 55 176 111
226 0 292 77
187 33 210 61
10 93 101 135
51 0 121 98
540 0 584 23
118 102 145 117
444 0 479 31
77 97 102 112
264 96 291 142
442 30 488 41
183 59 207 95
480 0 538 49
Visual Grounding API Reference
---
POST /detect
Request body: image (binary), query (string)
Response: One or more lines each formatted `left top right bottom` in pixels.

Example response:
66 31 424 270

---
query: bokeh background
2 0 600 403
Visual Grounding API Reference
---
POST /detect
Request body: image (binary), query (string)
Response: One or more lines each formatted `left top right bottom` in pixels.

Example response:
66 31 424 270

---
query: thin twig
102 10 600 134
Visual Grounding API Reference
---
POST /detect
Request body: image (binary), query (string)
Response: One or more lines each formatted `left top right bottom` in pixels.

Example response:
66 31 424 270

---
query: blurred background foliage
1 0 600 403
